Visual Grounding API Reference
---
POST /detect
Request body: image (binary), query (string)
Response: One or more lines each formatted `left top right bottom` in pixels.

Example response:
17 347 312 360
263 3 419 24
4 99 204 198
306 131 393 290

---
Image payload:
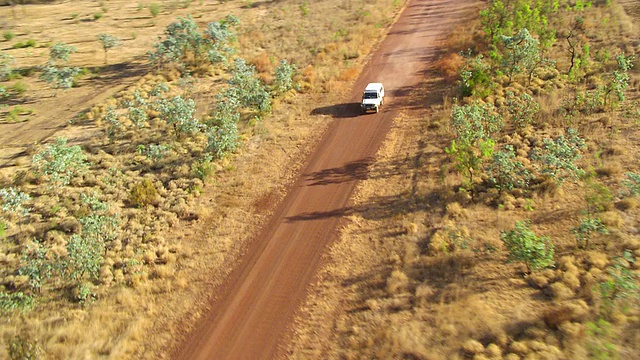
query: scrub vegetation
289 0 640 359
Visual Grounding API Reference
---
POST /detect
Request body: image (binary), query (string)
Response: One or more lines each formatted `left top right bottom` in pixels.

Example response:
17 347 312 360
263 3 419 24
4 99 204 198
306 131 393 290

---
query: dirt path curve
173 1 477 359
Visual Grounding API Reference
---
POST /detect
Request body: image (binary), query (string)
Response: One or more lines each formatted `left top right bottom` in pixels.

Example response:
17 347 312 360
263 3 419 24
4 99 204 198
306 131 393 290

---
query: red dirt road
173 1 478 359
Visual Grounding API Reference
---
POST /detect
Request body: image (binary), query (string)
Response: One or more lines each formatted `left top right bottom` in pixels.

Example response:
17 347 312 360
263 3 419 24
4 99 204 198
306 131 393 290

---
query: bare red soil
172 1 479 359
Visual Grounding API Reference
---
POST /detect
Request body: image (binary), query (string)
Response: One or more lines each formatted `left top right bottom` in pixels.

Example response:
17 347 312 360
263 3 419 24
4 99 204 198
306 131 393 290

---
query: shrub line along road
173 1 478 358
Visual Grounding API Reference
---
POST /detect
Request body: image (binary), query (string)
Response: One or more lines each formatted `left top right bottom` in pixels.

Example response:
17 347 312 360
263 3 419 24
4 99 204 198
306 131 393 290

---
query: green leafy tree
32 137 89 189
487 145 532 193
500 28 553 84
504 91 539 129
149 14 238 69
205 94 240 159
206 120 239 159
65 195 118 282
501 220 555 273
155 95 201 136
446 138 495 190
450 101 503 144
18 243 55 292
203 14 239 64
273 59 297 94
530 128 585 185
226 58 271 113
40 65 80 89
97 33 121 65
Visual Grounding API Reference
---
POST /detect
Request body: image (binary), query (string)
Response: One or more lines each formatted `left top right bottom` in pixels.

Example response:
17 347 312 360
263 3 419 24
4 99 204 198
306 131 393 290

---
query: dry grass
0 0 411 358
287 2 640 359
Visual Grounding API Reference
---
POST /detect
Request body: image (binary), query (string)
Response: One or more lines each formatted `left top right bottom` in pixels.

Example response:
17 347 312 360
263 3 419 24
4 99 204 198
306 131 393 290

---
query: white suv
361 83 385 113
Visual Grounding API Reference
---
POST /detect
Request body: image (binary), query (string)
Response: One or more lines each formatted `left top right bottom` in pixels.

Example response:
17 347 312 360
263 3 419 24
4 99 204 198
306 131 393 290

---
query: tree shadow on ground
87 60 150 86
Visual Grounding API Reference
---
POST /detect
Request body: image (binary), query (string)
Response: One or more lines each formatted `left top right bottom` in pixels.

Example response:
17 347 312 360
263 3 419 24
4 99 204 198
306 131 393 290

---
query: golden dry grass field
0 0 408 358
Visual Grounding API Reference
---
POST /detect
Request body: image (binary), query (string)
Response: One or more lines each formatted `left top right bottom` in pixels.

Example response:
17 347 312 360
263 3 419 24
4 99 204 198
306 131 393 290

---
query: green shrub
3 31 15 41
149 3 161 17
32 137 88 189
10 81 27 96
191 156 216 180
0 292 35 314
128 179 157 207
93 12 103 20
501 220 555 273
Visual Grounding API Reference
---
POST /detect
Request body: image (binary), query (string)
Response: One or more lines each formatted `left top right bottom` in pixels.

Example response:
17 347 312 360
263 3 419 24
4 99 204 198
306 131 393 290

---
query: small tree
501 220 554 273
97 33 121 65
155 95 201 136
206 121 239 159
504 92 539 129
273 59 297 95
32 137 88 189
226 58 271 113
572 217 608 249
41 42 80 90
499 28 553 84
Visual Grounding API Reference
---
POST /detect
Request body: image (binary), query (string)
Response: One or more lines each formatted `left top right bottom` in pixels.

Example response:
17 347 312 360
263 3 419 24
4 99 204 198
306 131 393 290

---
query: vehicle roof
365 83 384 91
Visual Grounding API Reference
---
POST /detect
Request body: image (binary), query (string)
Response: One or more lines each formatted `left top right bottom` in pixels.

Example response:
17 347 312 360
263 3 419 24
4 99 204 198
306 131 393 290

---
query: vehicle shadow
310 103 363 118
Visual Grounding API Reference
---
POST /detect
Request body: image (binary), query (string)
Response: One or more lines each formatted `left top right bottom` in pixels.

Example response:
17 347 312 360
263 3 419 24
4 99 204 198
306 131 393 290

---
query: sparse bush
7 330 42 360
530 128 585 185
501 220 554 273
128 179 157 207
137 144 171 160
191 155 215 180
93 12 103 20
32 137 88 189
0 52 14 81
386 269 409 294
206 121 238 159
572 217 608 249
149 3 161 17
504 92 539 129
0 292 35 314
499 28 553 84
487 145 532 193
597 250 638 317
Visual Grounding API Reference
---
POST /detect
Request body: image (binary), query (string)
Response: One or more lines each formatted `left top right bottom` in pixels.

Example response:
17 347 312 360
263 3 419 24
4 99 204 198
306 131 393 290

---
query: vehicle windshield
363 92 378 99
